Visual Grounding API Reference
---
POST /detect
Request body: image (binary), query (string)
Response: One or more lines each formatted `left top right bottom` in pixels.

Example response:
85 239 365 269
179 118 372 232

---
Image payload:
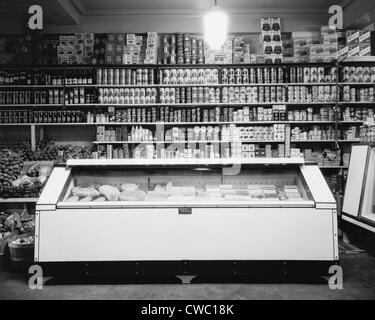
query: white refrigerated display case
343 145 375 232
35 158 338 275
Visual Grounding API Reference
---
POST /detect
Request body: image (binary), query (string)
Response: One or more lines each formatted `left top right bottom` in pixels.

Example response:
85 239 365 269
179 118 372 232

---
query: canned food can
108 69 113 85
114 69 120 85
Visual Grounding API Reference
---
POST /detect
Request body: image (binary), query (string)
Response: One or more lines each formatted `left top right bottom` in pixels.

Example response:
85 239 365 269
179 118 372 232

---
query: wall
0 11 329 35
44 12 329 34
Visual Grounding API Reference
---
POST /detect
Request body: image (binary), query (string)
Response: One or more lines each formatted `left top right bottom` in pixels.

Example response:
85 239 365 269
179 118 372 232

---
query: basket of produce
0 232 19 265
8 233 34 262
0 210 35 265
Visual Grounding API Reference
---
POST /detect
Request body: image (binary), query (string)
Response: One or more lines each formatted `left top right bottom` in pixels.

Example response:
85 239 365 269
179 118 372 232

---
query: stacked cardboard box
261 18 283 63
204 39 232 64
84 33 94 64
292 31 320 63
320 26 338 62
57 35 75 64
57 33 93 64
93 34 106 65
233 36 251 64
40 35 58 65
144 32 158 64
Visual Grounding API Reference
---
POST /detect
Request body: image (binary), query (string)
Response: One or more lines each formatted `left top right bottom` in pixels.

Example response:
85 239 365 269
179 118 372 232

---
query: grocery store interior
1 0 375 300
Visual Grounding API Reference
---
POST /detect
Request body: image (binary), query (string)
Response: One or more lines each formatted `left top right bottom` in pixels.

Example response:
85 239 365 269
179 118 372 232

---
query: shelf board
0 84 64 88
67 102 340 108
93 140 285 144
291 140 336 143
292 139 360 143
0 104 64 107
0 82 343 89
2 102 367 108
319 166 348 169
338 82 375 86
94 120 336 126
0 198 38 203
66 158 305 167
0 120 363 127
0 123 94 126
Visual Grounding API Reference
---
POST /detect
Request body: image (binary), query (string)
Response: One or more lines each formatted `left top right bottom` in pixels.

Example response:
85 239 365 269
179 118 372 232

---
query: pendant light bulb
204 0 228 50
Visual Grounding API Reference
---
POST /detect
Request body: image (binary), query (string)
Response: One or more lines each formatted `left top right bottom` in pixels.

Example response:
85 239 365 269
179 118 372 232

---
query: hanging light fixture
204 0 228 50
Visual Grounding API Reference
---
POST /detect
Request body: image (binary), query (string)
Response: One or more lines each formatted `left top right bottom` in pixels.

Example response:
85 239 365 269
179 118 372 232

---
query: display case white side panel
343 145 369 217
300 166 336 208
38 208 336 262
37 167 71 210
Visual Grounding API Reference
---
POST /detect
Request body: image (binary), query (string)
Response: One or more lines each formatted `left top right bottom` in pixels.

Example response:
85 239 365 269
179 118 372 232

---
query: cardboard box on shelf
323 44 338 56
294 47 310 58
105 54 114 64
107 34 116 44
324 54 337 62
359 30 371 44
320 25 337 38
323 34 338 45
337 45 349 60
310 44 325 56
135 36 143 47
348 44 360 57
310 56 325 63
346 30 360 44
126 34 136 45
105 43 115 55
116 33 125 44
114 55 122 64
359 43 371 56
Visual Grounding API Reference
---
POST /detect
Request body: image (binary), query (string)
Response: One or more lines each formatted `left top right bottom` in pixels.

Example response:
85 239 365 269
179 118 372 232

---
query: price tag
179 207 192 215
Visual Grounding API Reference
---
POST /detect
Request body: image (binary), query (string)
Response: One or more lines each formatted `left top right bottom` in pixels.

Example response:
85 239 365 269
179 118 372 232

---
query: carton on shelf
126 34 136 46
348 44 360 57
359 43 371 56
309 44 325 56
359 30 371 44
116 33 125 44
107 34 116 44
346 30 360 44
323 44 338 56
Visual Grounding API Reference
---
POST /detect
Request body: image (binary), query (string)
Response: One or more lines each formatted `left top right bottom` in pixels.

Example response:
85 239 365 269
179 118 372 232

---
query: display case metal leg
176 275 196 284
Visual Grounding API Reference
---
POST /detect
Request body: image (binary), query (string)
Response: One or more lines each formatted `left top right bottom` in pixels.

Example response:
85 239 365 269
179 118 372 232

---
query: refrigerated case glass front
58 165 313 207
361 147 375 222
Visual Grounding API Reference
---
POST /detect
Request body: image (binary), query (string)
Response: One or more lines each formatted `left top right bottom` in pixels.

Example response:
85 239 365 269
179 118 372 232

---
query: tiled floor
1 241 375 300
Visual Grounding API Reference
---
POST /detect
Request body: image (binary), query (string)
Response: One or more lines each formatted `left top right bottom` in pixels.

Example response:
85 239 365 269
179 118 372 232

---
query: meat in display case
35 158 338 276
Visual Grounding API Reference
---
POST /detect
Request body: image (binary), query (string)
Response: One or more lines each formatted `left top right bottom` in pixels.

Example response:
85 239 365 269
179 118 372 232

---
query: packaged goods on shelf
160 68 219 85
65 87 95 104
98 87 157 104
338 106 374 122
0 109 87 124
92 34 106 65
360 124 375 143
96 67 155 85
340 66 375 82
341 86 375 102
260 18 283 63
291 125 335 141
0 89 64 105
65 69 94 85
162 33 205 65
57 34 93 65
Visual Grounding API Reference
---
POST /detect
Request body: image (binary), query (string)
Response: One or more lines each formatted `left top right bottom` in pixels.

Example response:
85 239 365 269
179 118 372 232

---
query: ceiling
0 0 373 31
